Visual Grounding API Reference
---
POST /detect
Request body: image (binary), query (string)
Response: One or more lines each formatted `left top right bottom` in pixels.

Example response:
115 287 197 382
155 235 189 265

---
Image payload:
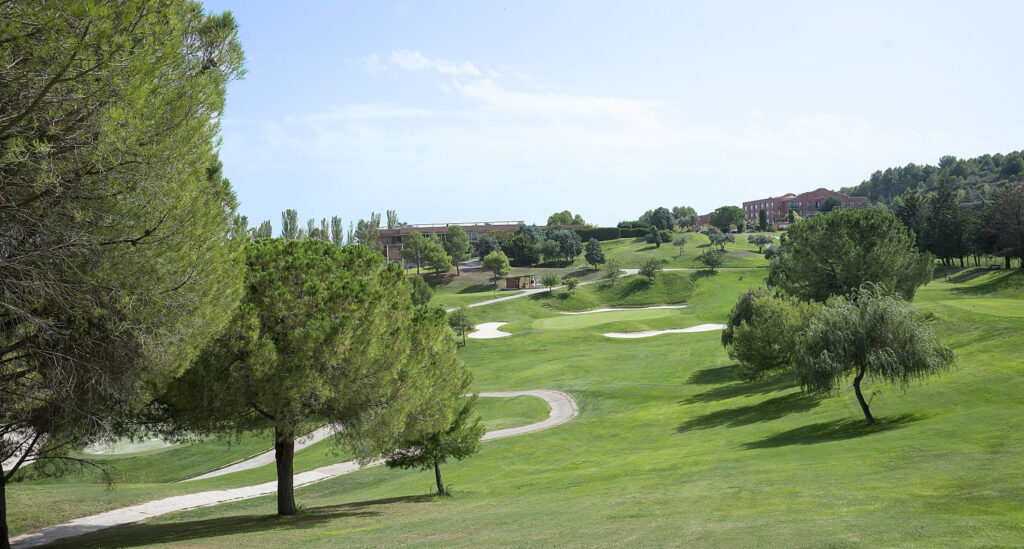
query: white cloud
389 50 481 76
224 51 977 224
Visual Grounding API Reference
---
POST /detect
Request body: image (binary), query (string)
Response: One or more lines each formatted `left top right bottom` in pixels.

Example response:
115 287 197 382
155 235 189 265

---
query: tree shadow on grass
741 413 924 450
681 370 798 404
49 495 435 549
951 269 1024 296
456 283 495 294
675 392 820 433
610 277 651 298
686 364 743 385
688 270 717 281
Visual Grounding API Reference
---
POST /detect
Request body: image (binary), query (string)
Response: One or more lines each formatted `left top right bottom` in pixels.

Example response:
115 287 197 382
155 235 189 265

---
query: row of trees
894 182 1024 268
248 209 385 251
722 209 956 424
620 206 699 231
842 151 1024 206
546 210 586 227
480 224 593 267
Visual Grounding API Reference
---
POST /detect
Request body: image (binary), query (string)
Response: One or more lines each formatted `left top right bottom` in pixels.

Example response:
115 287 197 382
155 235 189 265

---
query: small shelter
504 274 539 290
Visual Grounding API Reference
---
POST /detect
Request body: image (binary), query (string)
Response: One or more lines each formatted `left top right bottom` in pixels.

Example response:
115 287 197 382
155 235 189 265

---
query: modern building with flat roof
742 188 868 227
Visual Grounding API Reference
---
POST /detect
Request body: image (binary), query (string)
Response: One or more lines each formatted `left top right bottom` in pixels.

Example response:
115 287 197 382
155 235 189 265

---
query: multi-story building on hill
742 188 868 227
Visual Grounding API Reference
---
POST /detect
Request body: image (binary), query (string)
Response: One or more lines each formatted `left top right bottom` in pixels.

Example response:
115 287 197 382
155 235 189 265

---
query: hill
841 150 1024 207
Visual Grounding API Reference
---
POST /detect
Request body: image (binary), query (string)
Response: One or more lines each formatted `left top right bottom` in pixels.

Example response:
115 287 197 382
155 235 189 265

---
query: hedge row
575 227 622 241
572 227 665 240
619 228 649 238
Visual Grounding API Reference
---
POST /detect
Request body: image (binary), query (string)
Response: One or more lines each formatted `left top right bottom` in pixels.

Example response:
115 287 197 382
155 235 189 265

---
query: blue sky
204 0 1024 229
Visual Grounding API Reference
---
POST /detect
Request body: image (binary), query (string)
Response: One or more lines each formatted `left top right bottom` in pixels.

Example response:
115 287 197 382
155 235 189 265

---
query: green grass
570 234 771 269
6 394 550 536
15 267 1024 547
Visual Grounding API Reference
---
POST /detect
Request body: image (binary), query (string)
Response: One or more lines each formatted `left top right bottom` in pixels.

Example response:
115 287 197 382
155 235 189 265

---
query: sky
203 0 1024 229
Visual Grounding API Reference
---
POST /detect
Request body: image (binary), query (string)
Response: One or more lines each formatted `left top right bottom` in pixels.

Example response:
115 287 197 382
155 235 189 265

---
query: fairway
16 267 1024 547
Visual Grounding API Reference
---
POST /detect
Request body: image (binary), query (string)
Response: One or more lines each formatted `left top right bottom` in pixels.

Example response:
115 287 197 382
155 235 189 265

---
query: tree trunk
433 459 445 495
852 365 874 425
462 330 466 347
959 256 964 268
1 469 9 549
274 427 296 515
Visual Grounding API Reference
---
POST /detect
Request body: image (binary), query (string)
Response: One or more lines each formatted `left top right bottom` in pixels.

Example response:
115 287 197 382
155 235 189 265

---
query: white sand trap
468 322 512 339
603 323 727 338
85 438 174 455
560 305 687 315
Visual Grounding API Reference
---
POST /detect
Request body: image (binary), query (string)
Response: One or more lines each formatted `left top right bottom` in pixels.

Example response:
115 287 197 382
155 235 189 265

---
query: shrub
639 258 663 281
541 273 561 292
726 291 821 380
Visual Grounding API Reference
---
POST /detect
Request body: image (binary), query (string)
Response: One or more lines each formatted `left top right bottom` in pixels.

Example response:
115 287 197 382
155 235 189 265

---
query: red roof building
742 188 868 227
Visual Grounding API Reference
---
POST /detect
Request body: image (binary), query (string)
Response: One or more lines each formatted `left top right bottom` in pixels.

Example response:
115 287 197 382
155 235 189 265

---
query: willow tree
0 2 245 546
152 240 467 515
794 285 955 424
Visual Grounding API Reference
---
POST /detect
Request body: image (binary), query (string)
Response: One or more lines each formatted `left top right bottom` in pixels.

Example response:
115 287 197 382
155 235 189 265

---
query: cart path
11 390 578 549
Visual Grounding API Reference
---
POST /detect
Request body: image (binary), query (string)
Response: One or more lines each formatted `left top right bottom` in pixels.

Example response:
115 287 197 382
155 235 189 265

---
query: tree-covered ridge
841 150 1024 207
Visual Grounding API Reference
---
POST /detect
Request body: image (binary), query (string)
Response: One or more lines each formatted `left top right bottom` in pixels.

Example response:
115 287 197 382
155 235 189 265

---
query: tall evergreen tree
400 231 429 274
355 212 383 252
281 209 299 240
444 226 471 275
330 216 344 247
151 240 466 515
385 390 484 495
0 3 246 545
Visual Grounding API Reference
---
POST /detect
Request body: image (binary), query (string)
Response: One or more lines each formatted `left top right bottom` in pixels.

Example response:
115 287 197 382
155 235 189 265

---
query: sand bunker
468 322 513 339
603 323 727 338
560 305 687 315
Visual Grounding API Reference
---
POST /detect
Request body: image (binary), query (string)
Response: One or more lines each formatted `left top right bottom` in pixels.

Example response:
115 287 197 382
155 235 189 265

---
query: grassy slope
7 394 551 536
571 233 772 269
422 232 769 310
45 267 1024 547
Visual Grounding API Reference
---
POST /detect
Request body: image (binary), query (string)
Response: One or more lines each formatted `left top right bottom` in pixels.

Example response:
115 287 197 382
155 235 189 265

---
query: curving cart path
11 390 578 549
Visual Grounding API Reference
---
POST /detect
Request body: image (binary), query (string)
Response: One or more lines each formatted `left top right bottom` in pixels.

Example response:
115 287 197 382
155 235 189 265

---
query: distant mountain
841 150 1024 208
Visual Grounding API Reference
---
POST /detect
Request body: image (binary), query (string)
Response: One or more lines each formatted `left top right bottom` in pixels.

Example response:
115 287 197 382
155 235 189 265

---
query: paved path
11 390 578 548
184 425 336 482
